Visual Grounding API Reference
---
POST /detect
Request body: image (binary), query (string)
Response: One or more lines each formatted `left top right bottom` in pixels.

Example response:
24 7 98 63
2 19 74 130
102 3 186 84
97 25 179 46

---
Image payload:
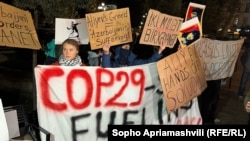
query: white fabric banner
194 38 244 80
34 63 202 141
0 99 9 141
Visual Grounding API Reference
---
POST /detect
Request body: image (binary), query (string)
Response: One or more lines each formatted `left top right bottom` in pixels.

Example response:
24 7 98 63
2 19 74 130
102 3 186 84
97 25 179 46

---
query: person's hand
102 42 110 54
122 44 130 50
158 41 167 54
178 44 182 50
246 102 250 113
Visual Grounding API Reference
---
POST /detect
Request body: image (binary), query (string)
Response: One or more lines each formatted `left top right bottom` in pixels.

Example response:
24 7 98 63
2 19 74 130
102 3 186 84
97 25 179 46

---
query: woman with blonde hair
51 39 85 66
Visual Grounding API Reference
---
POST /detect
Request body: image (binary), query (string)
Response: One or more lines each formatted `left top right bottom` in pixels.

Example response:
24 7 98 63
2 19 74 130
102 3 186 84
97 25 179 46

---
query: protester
244 89 250 124
238 45 250 101
44 38 57 65
87 49 102 66
199 79 222 125
102 39 167 68
51 38 85 66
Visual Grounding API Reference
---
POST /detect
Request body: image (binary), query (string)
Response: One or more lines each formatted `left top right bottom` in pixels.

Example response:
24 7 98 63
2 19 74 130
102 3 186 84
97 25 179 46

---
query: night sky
116 0 143 28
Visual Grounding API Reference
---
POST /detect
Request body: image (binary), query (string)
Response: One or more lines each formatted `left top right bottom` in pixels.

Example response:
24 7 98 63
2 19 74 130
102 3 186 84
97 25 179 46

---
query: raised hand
102 41 110 55
158 40 167 54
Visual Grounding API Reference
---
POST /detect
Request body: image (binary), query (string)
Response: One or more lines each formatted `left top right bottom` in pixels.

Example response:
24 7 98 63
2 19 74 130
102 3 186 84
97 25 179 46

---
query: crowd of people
42 32 250 125
43 33 175 67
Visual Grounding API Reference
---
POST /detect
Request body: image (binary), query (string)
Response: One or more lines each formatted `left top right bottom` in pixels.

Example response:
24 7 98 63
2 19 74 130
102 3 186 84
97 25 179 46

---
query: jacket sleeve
102 54 111 68
129 52 162 66
102 46 121 68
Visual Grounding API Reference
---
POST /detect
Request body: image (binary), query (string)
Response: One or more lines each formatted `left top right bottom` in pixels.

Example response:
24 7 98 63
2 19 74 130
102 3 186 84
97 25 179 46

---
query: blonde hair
62 39 79 51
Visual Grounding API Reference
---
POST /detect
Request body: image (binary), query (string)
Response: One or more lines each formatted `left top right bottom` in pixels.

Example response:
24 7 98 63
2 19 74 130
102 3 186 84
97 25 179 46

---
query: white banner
0 99 9 141
194 38 244 80
34 63 202 141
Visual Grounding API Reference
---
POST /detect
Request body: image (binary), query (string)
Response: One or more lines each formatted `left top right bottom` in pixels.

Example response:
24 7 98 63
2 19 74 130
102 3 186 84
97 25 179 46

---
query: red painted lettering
95 68 114 107
40 67 67 111
67 69 93 109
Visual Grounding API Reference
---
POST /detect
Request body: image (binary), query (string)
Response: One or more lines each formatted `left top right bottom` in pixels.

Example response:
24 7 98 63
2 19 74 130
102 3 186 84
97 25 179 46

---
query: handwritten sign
34 64 202 141
0 2 41 49
178 17 202 48
194 38 244 80
85 8 132 50
140 9 183 48
157 45 207 112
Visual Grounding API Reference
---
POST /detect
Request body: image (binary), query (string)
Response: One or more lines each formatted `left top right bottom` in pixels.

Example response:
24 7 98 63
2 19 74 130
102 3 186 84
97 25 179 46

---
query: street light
97 2 106 11
97 2 117 11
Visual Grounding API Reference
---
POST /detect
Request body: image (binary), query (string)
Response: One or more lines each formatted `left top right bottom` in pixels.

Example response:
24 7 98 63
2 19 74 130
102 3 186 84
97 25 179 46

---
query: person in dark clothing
199 80 221 124
238 45 250 101
44 38 57 65
102 41 167 68
244 90 250 124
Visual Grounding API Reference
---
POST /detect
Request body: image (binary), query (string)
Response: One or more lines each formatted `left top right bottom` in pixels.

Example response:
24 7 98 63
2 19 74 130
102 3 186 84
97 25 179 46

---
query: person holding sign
199 80 221 125
101 41 167 68
51 39 86 66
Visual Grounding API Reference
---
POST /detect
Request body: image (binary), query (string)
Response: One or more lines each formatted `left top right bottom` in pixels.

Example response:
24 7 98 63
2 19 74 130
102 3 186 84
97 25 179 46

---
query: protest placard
140 9 183 48
194 38 244 80
185 2 206 27
55 18 89 45
178 17 202 48
157 45 207 112
85 8 132 50
0 2 41 49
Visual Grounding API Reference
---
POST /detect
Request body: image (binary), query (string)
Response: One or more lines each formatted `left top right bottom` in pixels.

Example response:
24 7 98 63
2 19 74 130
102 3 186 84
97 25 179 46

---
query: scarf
58 55 82 66
118 48 130 65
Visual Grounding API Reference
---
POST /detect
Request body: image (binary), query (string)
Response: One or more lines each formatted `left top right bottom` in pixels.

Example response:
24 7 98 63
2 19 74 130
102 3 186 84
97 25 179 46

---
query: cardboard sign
0 2 41 50
157 45 207 112
85 8 132 50
178 17 202 48
185 2 206 27
140 9 183 48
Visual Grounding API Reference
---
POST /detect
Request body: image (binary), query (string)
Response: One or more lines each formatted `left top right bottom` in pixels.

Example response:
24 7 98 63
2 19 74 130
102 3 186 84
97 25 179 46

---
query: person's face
62 43 78 60
121 43 130 50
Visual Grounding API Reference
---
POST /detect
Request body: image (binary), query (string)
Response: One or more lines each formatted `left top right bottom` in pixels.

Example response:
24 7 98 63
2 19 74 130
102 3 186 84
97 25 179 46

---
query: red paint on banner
39 67 146 112
67 69 93 109
40 67 67 111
